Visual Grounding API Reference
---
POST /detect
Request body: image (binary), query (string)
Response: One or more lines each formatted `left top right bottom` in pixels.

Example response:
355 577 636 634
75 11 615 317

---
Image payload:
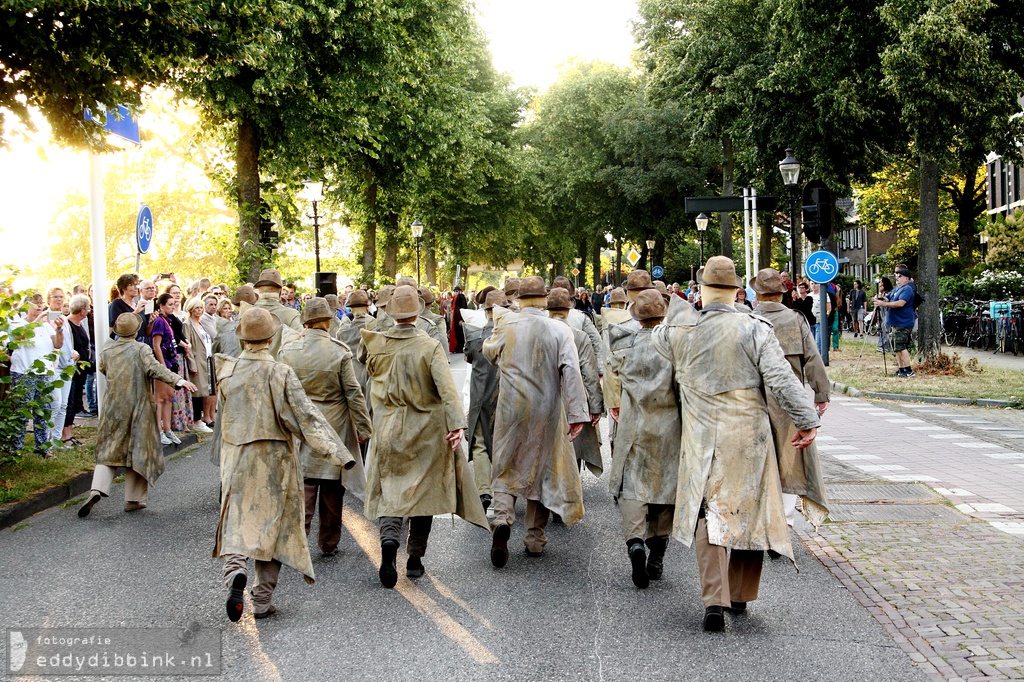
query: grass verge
826 336 1023 403
0 426 97 505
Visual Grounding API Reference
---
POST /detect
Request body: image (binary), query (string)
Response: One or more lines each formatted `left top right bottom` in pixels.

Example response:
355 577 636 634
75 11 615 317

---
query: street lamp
645 238 656 273
778 147 802 282
410 217 424 285
301 179 325 273
695 212 709 266
546 262 554 281
980 232 989 262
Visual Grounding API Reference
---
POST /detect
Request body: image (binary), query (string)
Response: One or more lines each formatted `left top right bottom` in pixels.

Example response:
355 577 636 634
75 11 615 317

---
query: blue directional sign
84 105 141 145
804 249 839 284
136 205 154 254
652 265 664 279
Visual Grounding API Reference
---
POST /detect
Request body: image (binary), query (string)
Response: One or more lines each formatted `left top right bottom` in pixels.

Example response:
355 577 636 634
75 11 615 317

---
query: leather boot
379 540 399 588
627 539 649 589
645 536 668 580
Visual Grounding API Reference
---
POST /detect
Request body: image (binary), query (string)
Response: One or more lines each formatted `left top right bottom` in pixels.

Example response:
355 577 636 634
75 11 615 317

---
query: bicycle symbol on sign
139 217 152 241
807 258 835 276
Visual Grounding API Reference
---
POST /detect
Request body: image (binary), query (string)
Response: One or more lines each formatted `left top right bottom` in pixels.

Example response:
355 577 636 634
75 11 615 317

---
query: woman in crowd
44 288 77 445
163 284 195 434
216 298 234 320
183 298 215 433
735 288 753 309
9 301 63 456
151 293 182 445
61 294 92 445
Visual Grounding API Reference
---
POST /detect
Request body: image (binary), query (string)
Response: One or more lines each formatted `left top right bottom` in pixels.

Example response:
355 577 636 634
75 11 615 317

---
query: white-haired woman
61 293 93 444
182 297 215 433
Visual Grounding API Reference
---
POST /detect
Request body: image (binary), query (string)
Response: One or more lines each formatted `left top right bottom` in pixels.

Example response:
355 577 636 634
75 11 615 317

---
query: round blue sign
652 265 664 279
136 204 154 254
804 249 839 284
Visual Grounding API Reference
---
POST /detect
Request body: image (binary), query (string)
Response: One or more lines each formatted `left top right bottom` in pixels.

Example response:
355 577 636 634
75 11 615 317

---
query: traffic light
800 179 833 245
259 201 279 249
801 203 821 244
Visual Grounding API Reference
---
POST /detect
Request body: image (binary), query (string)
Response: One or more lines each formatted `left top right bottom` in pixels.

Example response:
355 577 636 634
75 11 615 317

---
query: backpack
913 290 924 311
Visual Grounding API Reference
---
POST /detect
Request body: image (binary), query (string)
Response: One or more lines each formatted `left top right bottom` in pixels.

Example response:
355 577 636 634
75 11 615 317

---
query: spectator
61 294 92 444
874 276 893 352
45 288 76 444
9 302 63 456
849 280 867 337
831 283 843 351
282 282 302 311
183 298 215 432
150 293 182 445
163 283 194 434
200 294 219 339
779 271 795 306
792 281 815 331
735 288 753 309
82 285 98 417
745 278 758 308
108 274 144 340
216 298 234 320
875 267 916 377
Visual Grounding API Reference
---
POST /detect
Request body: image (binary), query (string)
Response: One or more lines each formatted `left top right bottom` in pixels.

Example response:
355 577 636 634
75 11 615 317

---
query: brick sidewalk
800 395 1024 681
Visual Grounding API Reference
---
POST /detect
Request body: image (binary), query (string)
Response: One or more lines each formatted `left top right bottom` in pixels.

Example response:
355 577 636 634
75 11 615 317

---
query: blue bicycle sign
136 204 154 254
804 249 839 284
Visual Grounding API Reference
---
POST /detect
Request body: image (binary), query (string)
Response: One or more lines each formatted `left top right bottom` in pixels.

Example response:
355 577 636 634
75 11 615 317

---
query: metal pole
88 152 109 416
415 237 421 286
751 187 759 274
312 201 321 273
699 232 705 265
819 284 829 366
743 187 752 283
789 188 800 283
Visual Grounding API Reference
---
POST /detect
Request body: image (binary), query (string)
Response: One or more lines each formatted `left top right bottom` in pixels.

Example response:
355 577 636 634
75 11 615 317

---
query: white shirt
8 317 58 375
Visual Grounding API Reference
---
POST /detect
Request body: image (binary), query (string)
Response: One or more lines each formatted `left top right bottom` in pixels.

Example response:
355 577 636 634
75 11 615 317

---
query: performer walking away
359 285 487 588
215 308 355 621
253 269 302 358
546 288 604 478
483 276 589 567
278 298 372 557
605 290 680 589
78 314 198 518
463 290 508 512
654 257 819 632
752 268 830 531
552 276 604 370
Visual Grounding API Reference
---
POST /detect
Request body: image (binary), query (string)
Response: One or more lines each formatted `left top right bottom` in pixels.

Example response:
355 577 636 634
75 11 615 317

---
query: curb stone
830 380 1013 408
0 433 200 531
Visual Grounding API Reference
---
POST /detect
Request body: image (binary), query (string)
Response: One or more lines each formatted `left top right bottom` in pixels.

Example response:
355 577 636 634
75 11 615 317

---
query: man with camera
874 265 917 377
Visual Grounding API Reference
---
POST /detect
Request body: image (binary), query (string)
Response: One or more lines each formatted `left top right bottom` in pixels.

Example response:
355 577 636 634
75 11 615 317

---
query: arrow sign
627 249 641 267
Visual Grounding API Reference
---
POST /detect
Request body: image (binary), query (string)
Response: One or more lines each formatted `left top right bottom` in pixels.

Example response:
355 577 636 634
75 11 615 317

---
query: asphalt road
0 355 926 682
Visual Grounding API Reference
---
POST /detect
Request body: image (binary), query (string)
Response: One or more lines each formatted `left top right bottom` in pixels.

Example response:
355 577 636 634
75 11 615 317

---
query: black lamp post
778 148 802 282
695 213 709 266
646 238 656 272
302 179 325 273
411 217 424 285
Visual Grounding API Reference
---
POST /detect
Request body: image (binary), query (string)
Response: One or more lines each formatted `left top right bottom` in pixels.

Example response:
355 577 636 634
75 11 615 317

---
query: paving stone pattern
804 394 1024 680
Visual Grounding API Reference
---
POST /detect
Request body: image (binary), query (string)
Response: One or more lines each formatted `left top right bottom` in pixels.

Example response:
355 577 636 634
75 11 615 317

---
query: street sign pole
804 249 839 366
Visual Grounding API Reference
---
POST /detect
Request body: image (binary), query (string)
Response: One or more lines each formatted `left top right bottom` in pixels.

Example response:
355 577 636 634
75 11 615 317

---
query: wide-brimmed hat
418 287 436 305
630 289 667 321
552 276 573 293
236 307 280 342
482 290 508 310
697 256 743 289
503 277 521 297
753 268 787 294
232 284 257 306
653 280 671 301
518 276 546 298
324 293 339 310
396 276 417 287
546 288 573 311
608 287 628 305
376 285 397 308
347 290 370 307
475 286 496 305
302 297 334 324
625 269 653 291
389 285 424 320
112 312 142 337
254 268 284 289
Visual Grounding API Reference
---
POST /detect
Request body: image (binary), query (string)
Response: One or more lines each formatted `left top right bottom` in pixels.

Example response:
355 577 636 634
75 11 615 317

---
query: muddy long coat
568 308 604 369
278 329 372 498
463 320 499 461
367 311 445 348
213 349 354 583
213 316 242 358
653 301 820 560
754 301 830 527
605 324 681 505
358 326 487 528
421 308 450 350
335 314 371 397
483 307 590 526
558 320 604 477
94 337 184 484
254 296 302 359
182 318 213 396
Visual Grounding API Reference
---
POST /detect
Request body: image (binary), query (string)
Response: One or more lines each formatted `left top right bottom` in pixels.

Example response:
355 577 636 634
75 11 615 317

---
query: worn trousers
90 465 148 504
618 498 673 544
379 516 433 558
492 493 550 554
471 422 492 497
783 493 798 527
222 553 281 614
694 518 764 608
303 479 345 553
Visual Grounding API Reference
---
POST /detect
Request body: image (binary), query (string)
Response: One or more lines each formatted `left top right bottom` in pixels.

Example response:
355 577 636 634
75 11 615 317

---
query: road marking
934 488 975 496
956 502 1017 514
833 454 882 461
818 444 857 451
886 418 924 424
855 464 908 472
928 434 972 439
343 513 500 665
989 521 1024 535
980 452 1024 459
907 426 948 431
951 420 993 424
817 435 839 441
884 474 940 482
955 442 998 449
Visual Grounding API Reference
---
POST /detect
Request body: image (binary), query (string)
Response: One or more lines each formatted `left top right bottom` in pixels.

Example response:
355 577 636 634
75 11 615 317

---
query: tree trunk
720 136 734 259
591 239 601 290
236 114 262 284
425 234 437 286
361 165 378 285
918 154 941 360
956 163 980 268
615 239 622 286
383 212 399 281
759 211 772 273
